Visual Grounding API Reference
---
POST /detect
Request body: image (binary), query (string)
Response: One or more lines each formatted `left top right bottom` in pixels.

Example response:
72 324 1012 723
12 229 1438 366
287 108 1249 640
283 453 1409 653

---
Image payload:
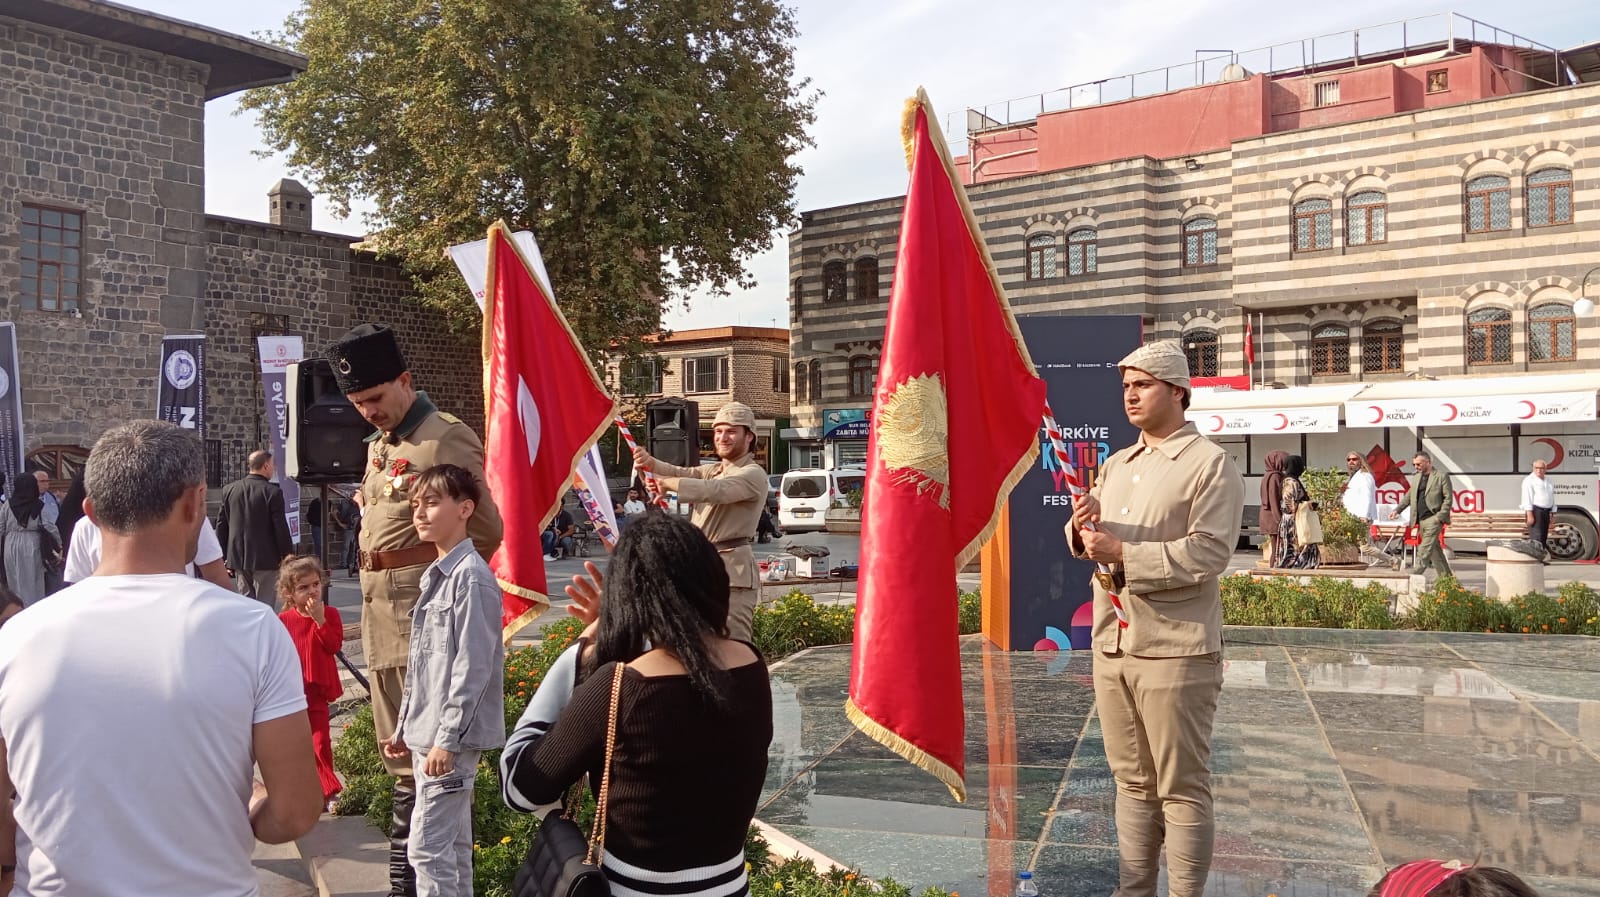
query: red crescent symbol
1367 405 1384 425
1441 403 1458 422
1519 400 1537 420
1209 415 1224 433
1533 437 1565 470
1273 413 1289 431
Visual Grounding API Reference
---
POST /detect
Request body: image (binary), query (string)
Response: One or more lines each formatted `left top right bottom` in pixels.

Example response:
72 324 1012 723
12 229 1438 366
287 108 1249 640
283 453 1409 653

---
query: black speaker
645 398 699 468
286 359 371 483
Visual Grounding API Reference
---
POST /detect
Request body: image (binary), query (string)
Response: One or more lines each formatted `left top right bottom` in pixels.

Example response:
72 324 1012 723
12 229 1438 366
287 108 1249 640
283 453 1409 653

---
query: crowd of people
0 325 1554 897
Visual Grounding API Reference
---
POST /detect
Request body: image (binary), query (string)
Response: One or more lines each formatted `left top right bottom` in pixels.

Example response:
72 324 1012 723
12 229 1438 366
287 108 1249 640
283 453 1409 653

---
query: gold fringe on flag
845 698 968 803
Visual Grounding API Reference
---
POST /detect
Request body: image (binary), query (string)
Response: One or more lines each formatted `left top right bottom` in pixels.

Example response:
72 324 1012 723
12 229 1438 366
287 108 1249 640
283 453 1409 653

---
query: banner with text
1007 315 1142 652
1346 391 1598 428
158 334 207 436
1188 405 1341 435
447 229 549 311
0 323 23 492
258 336 304 542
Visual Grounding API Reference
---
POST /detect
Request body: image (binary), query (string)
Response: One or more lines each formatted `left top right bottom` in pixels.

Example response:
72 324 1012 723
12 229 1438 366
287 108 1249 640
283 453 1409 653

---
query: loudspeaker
286 359 371 483
645 398 699 468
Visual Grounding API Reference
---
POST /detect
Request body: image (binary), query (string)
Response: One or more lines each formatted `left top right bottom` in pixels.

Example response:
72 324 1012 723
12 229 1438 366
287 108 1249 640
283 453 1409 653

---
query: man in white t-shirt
1520 459 1556 557
0 421 323 897
63 515 232 588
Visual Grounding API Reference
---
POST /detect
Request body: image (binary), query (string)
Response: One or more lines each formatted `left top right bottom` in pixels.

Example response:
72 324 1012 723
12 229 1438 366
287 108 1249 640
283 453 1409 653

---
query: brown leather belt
713 537 753 551
359 544 436 572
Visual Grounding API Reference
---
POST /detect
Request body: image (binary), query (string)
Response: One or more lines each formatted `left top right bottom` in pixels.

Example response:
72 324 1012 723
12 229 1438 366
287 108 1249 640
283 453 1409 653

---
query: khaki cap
712 401 756 429
1117 341 1191 392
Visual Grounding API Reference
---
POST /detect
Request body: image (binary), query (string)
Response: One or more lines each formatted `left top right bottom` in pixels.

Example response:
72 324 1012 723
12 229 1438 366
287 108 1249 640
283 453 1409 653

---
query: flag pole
1042 402 1129 629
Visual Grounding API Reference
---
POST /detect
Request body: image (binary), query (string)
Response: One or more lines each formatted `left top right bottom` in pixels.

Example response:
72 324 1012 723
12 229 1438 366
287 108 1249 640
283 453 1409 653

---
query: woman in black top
501 513 772 897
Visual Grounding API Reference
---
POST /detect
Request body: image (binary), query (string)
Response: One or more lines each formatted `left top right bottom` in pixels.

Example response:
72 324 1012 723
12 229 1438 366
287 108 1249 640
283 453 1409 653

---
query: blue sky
134 1 1595 330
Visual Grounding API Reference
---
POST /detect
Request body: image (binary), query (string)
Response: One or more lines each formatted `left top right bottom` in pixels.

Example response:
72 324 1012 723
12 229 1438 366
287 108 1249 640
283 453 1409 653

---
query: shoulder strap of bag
585 661 626 868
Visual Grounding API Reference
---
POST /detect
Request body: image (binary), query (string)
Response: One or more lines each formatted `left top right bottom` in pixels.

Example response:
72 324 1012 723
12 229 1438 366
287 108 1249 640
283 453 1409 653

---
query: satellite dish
1217 63 1251 82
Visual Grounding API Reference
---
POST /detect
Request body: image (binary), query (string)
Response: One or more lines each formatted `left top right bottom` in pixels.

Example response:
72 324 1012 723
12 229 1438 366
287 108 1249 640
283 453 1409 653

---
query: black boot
388 781 418 897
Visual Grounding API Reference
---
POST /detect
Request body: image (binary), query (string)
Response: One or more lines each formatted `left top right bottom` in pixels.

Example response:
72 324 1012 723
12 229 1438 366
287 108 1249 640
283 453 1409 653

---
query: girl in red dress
277 555 345 812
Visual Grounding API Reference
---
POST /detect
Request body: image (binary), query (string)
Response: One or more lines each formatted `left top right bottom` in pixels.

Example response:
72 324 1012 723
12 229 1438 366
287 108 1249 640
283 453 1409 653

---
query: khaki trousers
1414 516 1452 576
1094 650 1224 897
726 586 757 643
371 666 415 782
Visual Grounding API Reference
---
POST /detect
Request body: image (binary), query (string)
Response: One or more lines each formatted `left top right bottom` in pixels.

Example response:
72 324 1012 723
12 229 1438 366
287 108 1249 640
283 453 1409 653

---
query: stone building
786 14 1600 471
1 0 482 486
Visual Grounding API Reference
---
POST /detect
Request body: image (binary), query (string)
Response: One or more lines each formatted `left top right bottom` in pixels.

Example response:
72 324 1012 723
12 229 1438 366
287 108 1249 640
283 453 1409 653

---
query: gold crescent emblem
336 358 352 374
875 372 950 509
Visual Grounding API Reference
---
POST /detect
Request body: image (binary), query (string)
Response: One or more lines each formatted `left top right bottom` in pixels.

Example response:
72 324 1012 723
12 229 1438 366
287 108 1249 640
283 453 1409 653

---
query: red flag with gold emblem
482 221 615 640
846 90 1048 800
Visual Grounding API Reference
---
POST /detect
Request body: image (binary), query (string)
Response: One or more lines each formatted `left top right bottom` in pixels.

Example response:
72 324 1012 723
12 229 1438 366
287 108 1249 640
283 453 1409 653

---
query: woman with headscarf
1260 451 1288 567
1279 455 1311 568
57 469 87 560
1 474 62 604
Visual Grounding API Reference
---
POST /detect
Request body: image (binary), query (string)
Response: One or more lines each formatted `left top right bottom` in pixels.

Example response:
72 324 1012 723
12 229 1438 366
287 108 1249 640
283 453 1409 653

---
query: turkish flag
1244 317 1256 367
482 222 616 641
846 90 1048 801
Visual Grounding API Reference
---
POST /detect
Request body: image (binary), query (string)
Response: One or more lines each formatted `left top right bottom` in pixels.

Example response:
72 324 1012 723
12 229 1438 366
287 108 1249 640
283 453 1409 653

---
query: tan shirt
1069 423 1244 657
656 452 768 591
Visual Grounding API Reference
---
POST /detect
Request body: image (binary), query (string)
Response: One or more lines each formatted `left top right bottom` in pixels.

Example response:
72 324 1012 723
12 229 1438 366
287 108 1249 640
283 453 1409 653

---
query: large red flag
482 221 615 641
846 90 1048 801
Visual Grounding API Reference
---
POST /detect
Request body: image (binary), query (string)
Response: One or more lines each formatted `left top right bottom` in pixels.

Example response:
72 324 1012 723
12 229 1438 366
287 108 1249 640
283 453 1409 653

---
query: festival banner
572 444 620 547
258 336 304 542
447 229 548 312
157 334 207 436
0 323 24 492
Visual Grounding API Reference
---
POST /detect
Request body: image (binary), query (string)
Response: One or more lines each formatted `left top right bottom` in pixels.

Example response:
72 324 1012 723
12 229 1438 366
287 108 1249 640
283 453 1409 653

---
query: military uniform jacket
360 392 504 669
1068 423 1245 657
1396 470 1453 524
655 452 768 592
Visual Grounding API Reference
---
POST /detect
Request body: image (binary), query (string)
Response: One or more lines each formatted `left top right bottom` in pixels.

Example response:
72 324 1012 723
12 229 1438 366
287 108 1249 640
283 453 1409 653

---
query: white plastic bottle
1017 871 1038 897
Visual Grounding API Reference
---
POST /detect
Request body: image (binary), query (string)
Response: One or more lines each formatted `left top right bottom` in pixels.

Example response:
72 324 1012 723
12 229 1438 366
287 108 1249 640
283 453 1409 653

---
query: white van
778 468 865 532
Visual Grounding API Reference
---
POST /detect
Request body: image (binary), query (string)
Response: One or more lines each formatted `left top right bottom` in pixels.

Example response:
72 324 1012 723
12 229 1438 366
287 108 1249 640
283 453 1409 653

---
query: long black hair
58 469 87 550
590 512 733 708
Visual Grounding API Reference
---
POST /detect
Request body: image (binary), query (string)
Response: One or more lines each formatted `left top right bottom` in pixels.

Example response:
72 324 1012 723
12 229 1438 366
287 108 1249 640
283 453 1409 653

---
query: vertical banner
0 323 24 492
1002 315 1141 651
158 334 207 436
257 336 304 543
572 444 620 547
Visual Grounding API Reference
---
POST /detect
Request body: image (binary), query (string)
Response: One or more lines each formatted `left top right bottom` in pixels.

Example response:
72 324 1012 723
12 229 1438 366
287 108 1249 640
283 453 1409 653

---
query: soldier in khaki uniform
1066 341 1244 897
632 402 767 640
326 324 503 897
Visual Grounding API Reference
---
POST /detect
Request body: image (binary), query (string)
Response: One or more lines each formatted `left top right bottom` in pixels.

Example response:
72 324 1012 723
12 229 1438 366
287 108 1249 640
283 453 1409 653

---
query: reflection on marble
759 629 1600 895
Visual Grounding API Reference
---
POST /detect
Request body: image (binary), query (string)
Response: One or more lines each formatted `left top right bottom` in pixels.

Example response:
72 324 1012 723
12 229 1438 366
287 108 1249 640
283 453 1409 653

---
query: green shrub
1220 574 1392 629
957 589 982 635
1402 576 1509 633
1301 466 1368 549
752 591 857 658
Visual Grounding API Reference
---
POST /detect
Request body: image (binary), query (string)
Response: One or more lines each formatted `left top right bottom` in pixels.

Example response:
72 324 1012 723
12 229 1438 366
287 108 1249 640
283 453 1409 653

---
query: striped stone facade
788 80 1600 433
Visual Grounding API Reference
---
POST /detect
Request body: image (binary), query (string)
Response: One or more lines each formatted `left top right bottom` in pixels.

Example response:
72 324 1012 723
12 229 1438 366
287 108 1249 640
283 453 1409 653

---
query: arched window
793 362 807 403
855 257 879 301
1346 191 1387 246
1526 168 1573 228
822 261 848 303
1467 307 1513 365
1311 323 1350 375
1182 218 1218 267
808 360 822 402
1529 303 1576 362
1026 233 1057 280
1465 175 1511 233
1361 319 1404 373
1293 199 1333 251
1182 329 1219 377
1066 228 1098 276
848 356 878 398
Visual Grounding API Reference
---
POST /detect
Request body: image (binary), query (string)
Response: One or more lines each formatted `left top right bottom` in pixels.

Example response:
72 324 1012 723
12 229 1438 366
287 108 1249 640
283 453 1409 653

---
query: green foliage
844 486 864 509
749 589 984 660
1401 576 1510 633
957 589 983 636
747 856 949 897
1301 466 1368 549
1220 575 1394 629
242 0 818 351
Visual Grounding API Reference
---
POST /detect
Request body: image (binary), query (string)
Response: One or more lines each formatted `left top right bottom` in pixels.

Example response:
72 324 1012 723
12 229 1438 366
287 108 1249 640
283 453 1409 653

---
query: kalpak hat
1117 340 1191 393
327 323 409 394
712 401 756 429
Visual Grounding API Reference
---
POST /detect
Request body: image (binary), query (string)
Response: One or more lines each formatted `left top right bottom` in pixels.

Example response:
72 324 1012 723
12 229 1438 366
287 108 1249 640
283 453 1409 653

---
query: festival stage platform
760 630 1600 897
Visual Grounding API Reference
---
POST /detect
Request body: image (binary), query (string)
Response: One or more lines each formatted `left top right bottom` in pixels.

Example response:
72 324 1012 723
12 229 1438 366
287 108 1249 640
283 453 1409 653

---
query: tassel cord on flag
1042 401 1130 629
613 417 670 509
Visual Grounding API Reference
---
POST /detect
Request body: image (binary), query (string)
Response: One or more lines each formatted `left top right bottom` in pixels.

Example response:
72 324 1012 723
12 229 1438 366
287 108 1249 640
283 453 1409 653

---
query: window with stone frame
1026 233 1058 280
793 362 807 403
1182 218 1218 267
21 204 83 312
1182 329 1220 377
684 355 730 393
1066 228 1098 275
855 257 879 301
1467 308 1513 365
1293 199 1333 251
620 356 664 396
1346 191 1387 246
1361 319 1405 373
772 357 790 394
847 356 878 399
1310 323 1351 375
808 360 822 402
1528 303 1576 362
822 261 848 303
1465 175 1511 233
1526 168 1573 229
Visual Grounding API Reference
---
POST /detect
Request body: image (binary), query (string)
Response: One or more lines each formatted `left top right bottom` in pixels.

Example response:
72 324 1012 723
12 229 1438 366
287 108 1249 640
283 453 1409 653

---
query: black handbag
514 662 626 897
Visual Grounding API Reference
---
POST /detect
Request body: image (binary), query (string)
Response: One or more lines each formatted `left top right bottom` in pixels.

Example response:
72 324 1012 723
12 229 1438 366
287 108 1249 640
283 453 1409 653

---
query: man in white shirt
1341 452 1378 523
0 420 323 897
1520 459 1556 556
63 515 232 588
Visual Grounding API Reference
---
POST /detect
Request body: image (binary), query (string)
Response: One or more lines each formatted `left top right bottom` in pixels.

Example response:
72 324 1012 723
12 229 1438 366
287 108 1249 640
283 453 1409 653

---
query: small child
382 464 505 897
276 555 345 812
1370 861 1541 897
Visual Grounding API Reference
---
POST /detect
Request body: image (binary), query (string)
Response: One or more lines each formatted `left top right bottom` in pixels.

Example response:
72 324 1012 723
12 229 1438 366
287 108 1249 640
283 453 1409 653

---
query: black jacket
215 473 293 572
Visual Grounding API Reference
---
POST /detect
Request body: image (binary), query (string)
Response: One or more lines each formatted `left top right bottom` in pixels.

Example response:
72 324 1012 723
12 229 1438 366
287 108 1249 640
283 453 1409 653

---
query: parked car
778 468 866 532
767 473 781 516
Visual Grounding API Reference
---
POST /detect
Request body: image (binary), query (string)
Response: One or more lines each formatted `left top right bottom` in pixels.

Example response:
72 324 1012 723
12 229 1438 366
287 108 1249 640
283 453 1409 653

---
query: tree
243 0 816 352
